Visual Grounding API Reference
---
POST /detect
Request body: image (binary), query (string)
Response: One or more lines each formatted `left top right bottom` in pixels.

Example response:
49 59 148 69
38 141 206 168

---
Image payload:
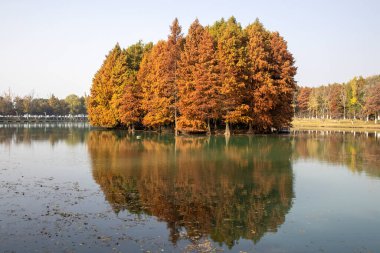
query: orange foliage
88 17 297 133
177 19 222 132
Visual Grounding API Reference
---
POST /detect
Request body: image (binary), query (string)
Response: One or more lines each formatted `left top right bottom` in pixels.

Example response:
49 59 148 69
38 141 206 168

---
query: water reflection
292 130 380 178
2 126 380 251
88 131 294 247
0 123 89 146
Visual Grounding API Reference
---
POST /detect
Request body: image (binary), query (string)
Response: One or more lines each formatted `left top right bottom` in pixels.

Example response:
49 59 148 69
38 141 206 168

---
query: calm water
0 124 380 253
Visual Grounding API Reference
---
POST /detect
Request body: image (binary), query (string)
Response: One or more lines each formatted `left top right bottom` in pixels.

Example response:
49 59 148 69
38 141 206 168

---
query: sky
0 0 379 98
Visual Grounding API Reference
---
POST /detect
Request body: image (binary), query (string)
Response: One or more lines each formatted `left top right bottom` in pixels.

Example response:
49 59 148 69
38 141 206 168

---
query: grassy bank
292 118 380 131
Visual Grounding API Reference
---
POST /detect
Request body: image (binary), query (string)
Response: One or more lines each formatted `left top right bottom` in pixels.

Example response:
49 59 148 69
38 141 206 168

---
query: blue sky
0 0 379 98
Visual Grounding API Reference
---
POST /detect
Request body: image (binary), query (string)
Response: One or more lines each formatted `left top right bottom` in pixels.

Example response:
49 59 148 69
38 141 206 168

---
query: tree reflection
292 130 380 178
0 123 88 146
88 131 294 247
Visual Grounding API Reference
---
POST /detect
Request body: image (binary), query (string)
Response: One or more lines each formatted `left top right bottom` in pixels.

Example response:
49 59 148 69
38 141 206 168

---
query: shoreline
292 118 380 132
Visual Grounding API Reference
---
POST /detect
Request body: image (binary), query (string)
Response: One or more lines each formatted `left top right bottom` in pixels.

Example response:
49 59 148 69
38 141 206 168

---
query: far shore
292 118 380 132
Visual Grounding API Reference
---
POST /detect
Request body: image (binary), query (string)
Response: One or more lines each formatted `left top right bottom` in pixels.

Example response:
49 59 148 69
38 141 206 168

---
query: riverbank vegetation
292 118 380 131
87 17 297 134
295 75 380 122
0 91 87 116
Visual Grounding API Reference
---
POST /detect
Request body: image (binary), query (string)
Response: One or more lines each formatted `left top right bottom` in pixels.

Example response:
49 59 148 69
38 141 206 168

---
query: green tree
65 94 81 115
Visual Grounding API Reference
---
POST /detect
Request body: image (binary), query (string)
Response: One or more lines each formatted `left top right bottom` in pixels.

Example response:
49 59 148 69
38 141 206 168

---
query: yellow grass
292 118 380 131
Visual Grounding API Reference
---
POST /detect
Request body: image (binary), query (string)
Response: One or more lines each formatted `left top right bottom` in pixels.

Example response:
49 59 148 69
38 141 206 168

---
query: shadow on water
87 131 294 248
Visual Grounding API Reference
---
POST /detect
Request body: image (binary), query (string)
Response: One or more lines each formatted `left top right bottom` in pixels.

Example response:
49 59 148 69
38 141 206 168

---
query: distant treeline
295 75 380 121
87 17 297 134
0 92 87 116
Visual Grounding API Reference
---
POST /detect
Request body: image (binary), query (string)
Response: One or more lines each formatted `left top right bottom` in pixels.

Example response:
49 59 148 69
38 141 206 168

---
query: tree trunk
174 107 178 136
224 122 231 136
131 123 135 134
376 112 378 124
343 106 346 120
214 119 217 132
247 122 253 134
207 118 211 135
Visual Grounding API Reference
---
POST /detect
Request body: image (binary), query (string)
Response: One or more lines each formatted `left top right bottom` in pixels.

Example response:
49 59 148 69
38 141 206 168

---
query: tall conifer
116 42 147 131
217 17 250 135
246 19 273 132
88 44 121 128
269 32 297 129
167 18 183 135
177 19 222 133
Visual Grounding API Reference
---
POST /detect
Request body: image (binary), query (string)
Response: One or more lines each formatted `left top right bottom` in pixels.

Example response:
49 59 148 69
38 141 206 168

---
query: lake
0 124 379 253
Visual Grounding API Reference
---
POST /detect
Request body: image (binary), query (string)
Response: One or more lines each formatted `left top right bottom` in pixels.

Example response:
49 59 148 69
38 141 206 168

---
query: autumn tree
139 19 183 131
23 93 34 118
14 96 24 116
86 17 299 133
207 18 227 45
48 95 61 115
113 42 148 132
139 41 174 129
296 87 311 117
0 90 13 115
340 84 349 119
319 86 329 118
364 83 380 123
31 98 49 115
267 31 297 129
88 44 122 128
327 84 343 119
216 17 249 135
177 19 222 134
347 76 365 119
167 18 183 135
308 89 319 118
